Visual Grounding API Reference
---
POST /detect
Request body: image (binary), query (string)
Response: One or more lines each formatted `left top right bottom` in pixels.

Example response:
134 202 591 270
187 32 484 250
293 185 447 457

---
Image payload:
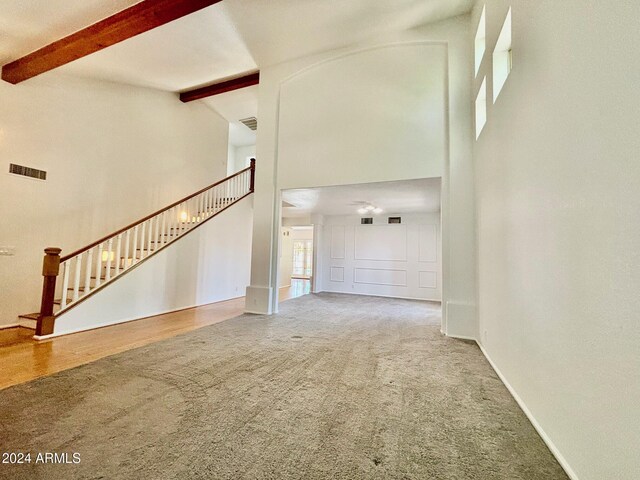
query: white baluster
124 229 131 270
167 208 174 242
212 187 216 210
115 234 122 275
161 211 167 246
169 205 180 236
181 203 187 234
105 238 113 281
139 222 146 261
147 217 153 254
203 191 207 218
85 248 93 296
95 243 103 287
152 216 158 251
72 253 82 302
132 226 139 267
61 261 70 308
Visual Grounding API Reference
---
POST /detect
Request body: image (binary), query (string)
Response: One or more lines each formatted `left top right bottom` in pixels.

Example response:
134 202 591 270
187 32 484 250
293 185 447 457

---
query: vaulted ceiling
1 0 472 90
0 0 472 145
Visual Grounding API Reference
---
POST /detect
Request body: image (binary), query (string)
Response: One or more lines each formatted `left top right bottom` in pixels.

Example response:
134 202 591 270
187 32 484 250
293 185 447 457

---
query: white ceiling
59 4 258 92
0 0 140 65
203 86 258 146
282 178 441 218
0 0 472 142
1 0 472 90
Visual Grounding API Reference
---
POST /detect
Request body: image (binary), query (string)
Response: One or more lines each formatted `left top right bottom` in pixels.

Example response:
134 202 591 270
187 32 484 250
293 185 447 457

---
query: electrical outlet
0 246 15 256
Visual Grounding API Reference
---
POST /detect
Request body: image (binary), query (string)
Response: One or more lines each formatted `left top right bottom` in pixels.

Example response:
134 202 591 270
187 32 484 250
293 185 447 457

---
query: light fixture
101 251 115 262
180 211 188 222
357 204 383 215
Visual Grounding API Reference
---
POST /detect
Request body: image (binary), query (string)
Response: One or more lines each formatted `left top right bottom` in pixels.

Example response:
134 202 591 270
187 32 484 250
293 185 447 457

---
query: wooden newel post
36 247 62 336
249 158 256 192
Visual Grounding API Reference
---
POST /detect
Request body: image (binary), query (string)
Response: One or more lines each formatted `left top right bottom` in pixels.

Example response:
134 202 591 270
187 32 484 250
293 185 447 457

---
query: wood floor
0 279 311 391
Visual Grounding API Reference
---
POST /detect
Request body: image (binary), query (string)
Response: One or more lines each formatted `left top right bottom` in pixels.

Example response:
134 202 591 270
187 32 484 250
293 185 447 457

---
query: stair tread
19 313 39 320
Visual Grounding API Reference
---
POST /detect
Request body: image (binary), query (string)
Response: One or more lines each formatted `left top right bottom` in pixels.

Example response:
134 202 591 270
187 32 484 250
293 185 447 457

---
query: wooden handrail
34 161 256 336
61 165 253 262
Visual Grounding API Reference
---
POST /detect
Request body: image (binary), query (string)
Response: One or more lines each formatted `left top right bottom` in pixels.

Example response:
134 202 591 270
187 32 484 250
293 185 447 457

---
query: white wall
234 145 255 171
247 15 476 335
227 143 255 176
278 227 294 287
277 44 446 189
226 140 236 176
473 1 640 479
53 196 253 336
0 72 229 327
320 213 441 301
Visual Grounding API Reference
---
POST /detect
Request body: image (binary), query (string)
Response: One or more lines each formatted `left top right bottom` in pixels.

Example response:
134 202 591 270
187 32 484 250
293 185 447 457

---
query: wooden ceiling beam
1 0 223 84
180 71 260 102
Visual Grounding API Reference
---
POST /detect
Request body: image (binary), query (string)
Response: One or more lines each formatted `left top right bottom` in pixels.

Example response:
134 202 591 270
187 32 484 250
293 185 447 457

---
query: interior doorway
279 225 313 301
276 178 442 316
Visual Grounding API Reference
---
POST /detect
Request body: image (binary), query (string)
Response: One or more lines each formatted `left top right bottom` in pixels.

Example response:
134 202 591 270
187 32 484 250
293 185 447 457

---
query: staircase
21 160 255 337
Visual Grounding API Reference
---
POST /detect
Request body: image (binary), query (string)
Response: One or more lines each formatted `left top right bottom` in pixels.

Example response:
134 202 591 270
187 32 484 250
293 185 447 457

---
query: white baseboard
35 296 245 341
321 289 442 304
447 333 476 341
478 344 579 480
0 323 20 330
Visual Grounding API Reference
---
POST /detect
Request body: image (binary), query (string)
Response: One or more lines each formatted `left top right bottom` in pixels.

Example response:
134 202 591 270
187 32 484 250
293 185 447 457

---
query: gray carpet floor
0 293 567 479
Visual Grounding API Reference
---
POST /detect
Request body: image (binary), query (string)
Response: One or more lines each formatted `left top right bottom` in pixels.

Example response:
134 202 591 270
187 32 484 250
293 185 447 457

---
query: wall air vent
361 218 373 225
388 217 401 224
9 163 47 180
239 117 257 131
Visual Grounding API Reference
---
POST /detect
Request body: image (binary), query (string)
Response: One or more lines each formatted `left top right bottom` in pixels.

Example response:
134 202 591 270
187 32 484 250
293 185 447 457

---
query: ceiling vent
9 163 47 180
239 117 257 131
